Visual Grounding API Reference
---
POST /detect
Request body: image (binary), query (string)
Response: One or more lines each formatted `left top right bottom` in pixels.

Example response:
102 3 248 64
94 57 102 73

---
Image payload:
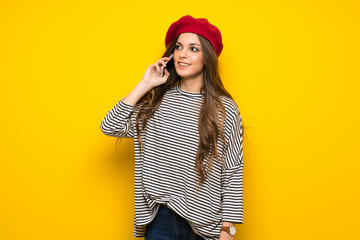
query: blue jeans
145 204 205 240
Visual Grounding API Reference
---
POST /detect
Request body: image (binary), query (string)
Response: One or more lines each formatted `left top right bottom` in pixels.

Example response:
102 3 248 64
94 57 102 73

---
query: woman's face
173 33 204 80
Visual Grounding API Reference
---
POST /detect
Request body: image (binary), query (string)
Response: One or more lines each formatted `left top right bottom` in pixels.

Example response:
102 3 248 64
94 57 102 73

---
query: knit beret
165 15 223 57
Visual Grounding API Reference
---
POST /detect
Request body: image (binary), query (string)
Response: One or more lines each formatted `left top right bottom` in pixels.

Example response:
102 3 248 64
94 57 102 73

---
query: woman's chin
175 70 202 80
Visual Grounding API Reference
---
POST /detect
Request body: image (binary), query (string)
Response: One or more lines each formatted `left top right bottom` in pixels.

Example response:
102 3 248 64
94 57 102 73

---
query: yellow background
1 0 359 239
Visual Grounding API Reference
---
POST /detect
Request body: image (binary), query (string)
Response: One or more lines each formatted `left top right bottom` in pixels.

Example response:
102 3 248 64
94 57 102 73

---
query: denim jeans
145 204 205 240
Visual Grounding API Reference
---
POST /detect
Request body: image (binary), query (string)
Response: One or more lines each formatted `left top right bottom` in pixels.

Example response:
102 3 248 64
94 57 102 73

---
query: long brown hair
118 34 239 187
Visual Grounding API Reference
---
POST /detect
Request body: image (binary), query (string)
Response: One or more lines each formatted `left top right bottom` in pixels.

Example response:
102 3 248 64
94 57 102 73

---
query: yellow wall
1 0 359 239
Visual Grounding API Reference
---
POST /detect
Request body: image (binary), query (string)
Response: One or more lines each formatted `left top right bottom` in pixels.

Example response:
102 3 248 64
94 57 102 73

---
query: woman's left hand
219 231 233 240
219 222 235 240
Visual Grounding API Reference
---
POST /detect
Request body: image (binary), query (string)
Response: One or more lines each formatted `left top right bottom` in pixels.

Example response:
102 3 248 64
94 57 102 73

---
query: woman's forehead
177 32 201 44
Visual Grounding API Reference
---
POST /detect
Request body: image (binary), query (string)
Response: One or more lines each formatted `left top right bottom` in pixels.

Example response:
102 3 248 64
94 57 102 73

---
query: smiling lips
178 62 191 68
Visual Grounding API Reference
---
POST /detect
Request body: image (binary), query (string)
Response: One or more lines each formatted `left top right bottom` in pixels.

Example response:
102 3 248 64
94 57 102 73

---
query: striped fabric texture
100 84 243 239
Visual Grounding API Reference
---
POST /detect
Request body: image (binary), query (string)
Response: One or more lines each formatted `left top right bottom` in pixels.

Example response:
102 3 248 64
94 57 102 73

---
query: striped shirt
100 84 243 239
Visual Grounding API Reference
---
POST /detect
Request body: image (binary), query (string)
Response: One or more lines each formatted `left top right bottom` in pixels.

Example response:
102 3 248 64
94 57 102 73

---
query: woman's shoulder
219 95 240 116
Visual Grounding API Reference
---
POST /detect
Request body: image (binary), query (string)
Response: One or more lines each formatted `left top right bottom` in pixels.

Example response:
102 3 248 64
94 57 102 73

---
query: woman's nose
179 49 187 58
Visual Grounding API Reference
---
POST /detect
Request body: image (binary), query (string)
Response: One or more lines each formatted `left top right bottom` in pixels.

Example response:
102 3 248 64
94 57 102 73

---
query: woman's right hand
122 56 173 106
140 56 172 89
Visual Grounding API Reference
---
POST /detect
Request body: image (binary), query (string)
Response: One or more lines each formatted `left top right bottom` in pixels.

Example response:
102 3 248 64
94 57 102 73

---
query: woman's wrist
222 221 235 227
123 81 153 106
220 222 236 240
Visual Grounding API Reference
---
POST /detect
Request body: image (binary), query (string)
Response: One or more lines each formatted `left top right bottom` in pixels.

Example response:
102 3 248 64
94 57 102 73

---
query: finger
160 56 171 65
157 60 166 70
153 62 160 72
149 64 159 72
162 57 171 62
157 59 167 68
164 55 172 60
163 68 170 78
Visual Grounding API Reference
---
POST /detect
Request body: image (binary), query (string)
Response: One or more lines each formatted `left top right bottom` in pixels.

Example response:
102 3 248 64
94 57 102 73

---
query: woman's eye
174 45 199 52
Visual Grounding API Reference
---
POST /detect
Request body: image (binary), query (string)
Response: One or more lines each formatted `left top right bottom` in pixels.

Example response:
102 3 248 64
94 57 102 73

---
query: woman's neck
180 76 203 93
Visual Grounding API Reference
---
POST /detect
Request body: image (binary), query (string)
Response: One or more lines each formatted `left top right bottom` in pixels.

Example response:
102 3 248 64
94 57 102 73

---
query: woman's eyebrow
176 42 201 47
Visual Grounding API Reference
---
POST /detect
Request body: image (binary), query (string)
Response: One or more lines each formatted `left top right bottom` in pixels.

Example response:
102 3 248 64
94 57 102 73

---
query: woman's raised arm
100 56 172 138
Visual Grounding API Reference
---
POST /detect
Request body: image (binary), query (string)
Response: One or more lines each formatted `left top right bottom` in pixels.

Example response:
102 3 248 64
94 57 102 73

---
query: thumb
163 68 170 78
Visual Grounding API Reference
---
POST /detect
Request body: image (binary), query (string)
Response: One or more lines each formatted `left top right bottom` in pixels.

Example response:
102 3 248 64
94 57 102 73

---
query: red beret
165 15 223 57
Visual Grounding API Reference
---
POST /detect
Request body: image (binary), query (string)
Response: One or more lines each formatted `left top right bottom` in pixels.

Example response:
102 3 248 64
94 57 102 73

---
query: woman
100 15 243 240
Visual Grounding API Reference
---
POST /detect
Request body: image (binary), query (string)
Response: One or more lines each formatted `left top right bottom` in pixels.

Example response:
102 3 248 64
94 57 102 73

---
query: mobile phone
160 54 173 78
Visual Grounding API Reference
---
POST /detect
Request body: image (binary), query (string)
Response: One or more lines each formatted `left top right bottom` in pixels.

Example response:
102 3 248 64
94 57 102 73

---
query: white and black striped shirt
100 84 243 240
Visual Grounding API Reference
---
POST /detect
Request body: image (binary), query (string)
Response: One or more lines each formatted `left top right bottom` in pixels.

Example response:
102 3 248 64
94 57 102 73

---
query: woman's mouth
178 62 191 68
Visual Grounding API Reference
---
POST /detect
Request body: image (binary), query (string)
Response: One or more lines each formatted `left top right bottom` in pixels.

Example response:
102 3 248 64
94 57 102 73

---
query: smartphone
160 53 173 78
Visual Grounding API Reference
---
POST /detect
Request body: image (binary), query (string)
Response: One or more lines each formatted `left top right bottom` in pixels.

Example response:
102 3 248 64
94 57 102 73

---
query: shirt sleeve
100 97 138 138
221 105 244 223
